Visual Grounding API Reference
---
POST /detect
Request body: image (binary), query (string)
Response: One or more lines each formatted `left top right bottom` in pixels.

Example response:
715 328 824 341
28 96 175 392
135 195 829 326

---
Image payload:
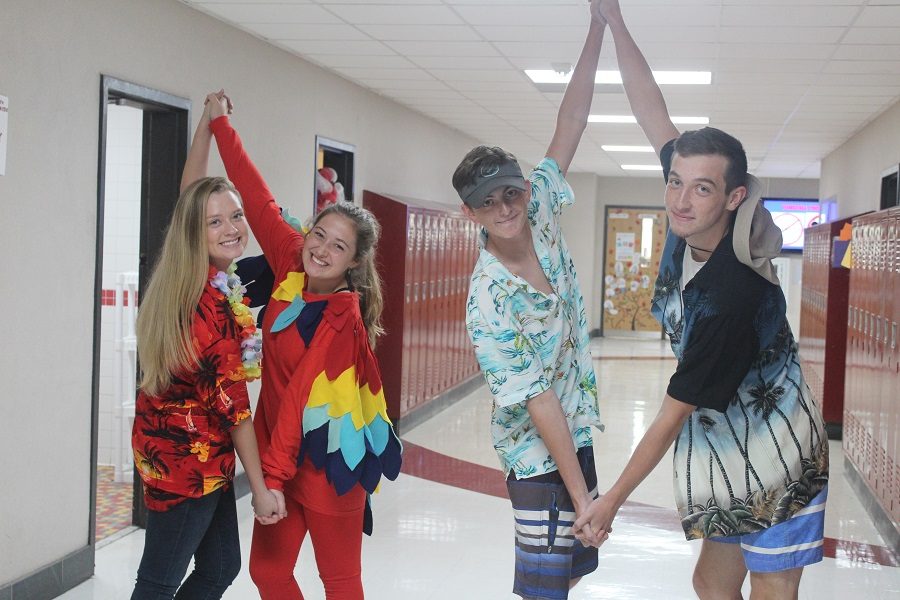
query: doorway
92 76 191 542
600 206 667 337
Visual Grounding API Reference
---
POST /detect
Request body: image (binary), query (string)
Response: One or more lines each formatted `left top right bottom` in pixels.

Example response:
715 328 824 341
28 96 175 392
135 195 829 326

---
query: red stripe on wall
100 289 137 307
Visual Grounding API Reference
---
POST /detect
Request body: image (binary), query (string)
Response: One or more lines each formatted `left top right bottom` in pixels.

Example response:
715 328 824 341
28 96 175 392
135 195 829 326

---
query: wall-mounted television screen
761 198 821 253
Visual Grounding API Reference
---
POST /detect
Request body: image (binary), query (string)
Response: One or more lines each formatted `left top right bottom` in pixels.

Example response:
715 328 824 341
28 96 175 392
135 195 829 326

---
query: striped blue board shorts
506 446 599 600
710 485 828 573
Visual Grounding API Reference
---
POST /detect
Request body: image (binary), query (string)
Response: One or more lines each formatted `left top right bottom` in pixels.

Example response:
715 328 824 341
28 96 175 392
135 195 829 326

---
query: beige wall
0 0 477 587
820 98 900 218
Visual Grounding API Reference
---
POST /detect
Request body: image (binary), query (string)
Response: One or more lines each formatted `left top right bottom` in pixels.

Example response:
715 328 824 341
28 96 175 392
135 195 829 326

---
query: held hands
252 488 287 525
595 0 623 25
589 0 608 26
204 89 233 122
573 494 619 548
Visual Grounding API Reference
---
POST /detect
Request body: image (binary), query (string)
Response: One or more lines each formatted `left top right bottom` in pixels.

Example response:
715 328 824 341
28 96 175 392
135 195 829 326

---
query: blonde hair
313 202 384 348
137 177 240 396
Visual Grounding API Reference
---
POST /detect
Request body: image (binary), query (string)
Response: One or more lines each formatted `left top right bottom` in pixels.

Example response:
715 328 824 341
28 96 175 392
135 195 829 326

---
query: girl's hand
206 89 233 120
252 489 282 525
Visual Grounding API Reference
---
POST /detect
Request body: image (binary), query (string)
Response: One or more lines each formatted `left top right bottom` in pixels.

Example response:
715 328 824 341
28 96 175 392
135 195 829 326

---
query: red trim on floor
400 440 899 568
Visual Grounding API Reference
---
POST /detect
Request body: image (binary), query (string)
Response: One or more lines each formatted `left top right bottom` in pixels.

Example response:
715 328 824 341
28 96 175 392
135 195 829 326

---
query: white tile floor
62 338 899 599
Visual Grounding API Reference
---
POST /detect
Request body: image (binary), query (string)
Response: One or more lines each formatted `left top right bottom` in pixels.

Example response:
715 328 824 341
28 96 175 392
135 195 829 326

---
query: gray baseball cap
457 158 527 208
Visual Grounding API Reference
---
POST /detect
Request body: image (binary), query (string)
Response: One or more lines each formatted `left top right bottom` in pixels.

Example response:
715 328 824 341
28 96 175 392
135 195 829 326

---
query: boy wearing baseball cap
453 3 607 598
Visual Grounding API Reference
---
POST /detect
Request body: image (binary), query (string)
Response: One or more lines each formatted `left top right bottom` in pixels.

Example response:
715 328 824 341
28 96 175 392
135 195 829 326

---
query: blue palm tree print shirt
653 140 829 540
465 157 602 480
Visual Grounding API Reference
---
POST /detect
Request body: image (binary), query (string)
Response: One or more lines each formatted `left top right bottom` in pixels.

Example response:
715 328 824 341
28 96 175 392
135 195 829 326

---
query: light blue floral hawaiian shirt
465 157 602 479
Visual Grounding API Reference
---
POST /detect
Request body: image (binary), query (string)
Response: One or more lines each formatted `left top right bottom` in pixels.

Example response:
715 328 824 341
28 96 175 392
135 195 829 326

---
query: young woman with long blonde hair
130 100 283 599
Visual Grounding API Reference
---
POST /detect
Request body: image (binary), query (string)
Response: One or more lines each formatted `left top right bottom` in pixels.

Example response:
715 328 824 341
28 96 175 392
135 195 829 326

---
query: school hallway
60 338 898 600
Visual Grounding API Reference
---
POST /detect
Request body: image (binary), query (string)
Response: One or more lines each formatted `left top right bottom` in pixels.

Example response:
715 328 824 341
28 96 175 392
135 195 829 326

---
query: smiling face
461 181 531 241
665 153 746 250
205 190 248 271
302 212 359 293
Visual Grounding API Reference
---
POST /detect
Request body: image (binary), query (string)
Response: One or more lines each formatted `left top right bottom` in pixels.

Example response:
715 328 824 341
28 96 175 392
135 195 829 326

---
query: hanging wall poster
0 95 7 176
615 232 635 261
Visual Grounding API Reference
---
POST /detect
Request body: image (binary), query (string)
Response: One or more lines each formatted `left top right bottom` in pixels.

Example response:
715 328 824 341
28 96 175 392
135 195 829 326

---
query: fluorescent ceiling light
524 70 711 85
602 145 654 153
589 115 709 125
621 165 664 171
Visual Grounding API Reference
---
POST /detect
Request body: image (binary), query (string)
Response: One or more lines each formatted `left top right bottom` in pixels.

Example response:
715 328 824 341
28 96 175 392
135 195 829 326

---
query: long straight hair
313 202 384 348
137 177 240 396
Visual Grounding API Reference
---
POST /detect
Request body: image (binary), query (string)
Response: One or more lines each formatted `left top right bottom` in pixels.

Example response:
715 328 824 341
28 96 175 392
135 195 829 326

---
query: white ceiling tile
453 5 587 27
304 54 415 69
715 72 819 85
619 5 725 27
834 44 900 60
317 0 441 3
355 24 480 41
492 41 585 59
426 69 525 82
629 26 720 44
472 25 589 42
326 5 464 25
817 72 900 86
715 58 828 73
720 0 866 5
446 79 535 92
194 2 339 23
854 5 900 27
842 27 900 44
363 79 451 91
620 42 721 60
333 67 435 80
718 42 838 60
280 39 394 55
249 23 369 40
822 59 900 74
718 27 845 44
722 5 860 27
385 40 501 57
409 56 512 69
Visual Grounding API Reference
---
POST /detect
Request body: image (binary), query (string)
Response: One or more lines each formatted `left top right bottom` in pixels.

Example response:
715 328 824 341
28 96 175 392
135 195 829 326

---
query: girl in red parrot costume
189 92 401 600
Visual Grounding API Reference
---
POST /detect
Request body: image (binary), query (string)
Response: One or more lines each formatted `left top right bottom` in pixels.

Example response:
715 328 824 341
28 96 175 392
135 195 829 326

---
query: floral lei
210 264 262 381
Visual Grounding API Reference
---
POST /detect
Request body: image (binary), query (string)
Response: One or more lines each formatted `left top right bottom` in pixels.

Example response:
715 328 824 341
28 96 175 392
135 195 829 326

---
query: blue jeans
132 486 241 600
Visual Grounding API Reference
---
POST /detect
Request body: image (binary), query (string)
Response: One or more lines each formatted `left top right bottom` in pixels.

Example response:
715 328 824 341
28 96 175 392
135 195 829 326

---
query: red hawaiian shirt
131 267 252 512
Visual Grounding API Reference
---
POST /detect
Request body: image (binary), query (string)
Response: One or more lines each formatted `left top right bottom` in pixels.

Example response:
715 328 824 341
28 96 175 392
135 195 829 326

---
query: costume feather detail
269 270 403 496
301 366 403 495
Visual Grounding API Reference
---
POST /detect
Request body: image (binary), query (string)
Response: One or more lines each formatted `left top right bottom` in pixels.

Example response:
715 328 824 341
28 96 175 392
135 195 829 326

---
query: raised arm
180 90 233 193
599 0 680 155
545 0 606 175
207 95 303 270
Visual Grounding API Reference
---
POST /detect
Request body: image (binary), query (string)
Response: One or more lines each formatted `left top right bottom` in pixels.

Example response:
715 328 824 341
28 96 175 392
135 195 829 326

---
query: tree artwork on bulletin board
602 208 667 333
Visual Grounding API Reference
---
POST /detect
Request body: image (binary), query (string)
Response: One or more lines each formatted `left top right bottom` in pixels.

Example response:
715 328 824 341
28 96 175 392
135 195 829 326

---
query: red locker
798 217 854 436
843 208 900 540
363 191 482 429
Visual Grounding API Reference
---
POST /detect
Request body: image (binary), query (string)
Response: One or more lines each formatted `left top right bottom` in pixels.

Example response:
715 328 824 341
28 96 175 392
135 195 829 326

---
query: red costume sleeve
209 115 303 272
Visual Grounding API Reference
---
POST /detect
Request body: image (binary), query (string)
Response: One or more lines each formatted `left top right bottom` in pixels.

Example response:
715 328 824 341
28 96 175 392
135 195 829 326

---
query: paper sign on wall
0 95 7 176
615 232 635 261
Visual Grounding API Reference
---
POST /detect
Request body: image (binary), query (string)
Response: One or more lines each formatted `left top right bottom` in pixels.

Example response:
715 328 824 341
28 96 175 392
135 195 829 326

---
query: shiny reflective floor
63 338 899 599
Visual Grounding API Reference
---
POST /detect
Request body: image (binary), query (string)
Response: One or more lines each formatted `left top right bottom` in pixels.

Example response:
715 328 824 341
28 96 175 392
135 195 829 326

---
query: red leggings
249 493 364 600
